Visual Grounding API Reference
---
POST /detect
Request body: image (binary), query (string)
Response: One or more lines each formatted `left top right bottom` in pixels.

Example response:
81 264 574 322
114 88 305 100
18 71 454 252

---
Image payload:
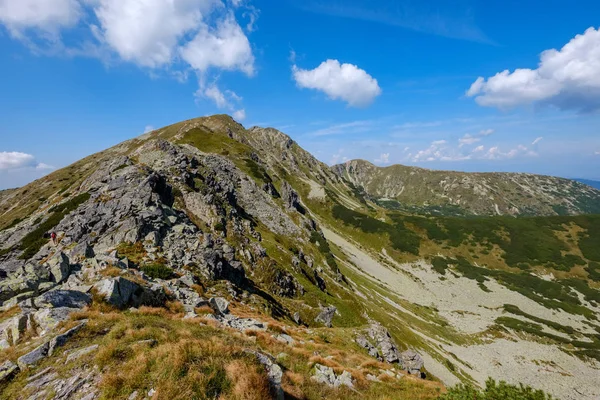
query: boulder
314 306 336 328
94 277 140 308
356 335 380 360
33 290 92 309
208 297 229 315
366 323 401 364
48 320 87 356
0 360 18 382
18 342 50 369
65 344 99 363
70 242 95 260
34 307 78 334
401 350 424 375
46 253 71 283
94 278 167 308
311 364 354 388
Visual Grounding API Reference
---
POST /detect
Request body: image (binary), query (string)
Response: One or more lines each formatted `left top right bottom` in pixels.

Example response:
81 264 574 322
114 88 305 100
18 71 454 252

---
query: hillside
332 160 600 216
0 115 599 400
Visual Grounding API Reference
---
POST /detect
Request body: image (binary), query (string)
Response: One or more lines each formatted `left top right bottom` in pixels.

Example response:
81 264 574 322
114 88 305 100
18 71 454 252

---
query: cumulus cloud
467 27 600 112
0 151 52 170
532 137 543 145
180 13 255 76
292 59 381 107
0 0 257 117
0 0 81 38
480 129 494 136
374 153 390 164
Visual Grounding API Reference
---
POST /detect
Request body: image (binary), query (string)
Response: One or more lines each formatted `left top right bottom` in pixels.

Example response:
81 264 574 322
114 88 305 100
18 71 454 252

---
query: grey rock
70 242 95 260
209 297 229 315
66 344 99 363
280 181 304 214
48 320 87 356
276 334 295 346
311 364 353 388
94 277 140 308
365 323 401 364
246 350 283 400
292 312 302 325
315 306 336 328
401 350 424 375
18 342 50 368
0 360 18 382
46 253 71 284
34 307 79 334
34 290 92 309
356 335 380 360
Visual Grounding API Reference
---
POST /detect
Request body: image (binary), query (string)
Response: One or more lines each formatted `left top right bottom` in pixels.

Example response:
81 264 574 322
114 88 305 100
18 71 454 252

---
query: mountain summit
0 115 599 400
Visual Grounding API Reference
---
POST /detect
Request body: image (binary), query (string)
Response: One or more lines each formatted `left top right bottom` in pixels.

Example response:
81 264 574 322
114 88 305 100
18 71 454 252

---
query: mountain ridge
332 159 600 216
1 115 599 400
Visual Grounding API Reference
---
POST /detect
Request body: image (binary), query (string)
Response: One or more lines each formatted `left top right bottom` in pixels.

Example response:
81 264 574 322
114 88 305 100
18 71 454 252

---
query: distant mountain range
575 178 600 190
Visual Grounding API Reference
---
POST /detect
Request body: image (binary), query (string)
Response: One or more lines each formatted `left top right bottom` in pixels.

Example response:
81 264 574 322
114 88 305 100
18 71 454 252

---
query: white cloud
480 129 494 136
408 140 537 163
0 0 81 38
0 151 52 170
200 83 245 118
233 109 246 121
93 0 217 68
0 0 256 118
595 151 600 156
144 125 154 133
374 153 390 164
458 134 481 147
36 163 55 170
180 13 255 76
292 59 381 107
532 137 543 145
467 27 600 112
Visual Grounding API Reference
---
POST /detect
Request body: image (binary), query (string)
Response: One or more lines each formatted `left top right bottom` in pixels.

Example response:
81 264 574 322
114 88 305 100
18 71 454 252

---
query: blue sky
0 0 599 189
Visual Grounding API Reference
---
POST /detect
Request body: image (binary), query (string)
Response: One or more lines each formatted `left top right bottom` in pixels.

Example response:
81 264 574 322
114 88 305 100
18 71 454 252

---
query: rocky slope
0 115 599 399
332 159 600 216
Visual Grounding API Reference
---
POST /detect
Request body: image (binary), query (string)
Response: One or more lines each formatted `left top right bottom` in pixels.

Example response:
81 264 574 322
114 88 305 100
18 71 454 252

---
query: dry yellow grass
225 360 272 400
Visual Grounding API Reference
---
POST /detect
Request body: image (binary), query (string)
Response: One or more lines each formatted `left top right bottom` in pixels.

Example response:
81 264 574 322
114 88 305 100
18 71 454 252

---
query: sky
0 0 599 190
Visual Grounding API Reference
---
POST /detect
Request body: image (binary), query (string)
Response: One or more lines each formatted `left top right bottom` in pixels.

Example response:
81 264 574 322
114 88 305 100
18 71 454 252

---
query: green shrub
141 263 174 280
439 378 554 399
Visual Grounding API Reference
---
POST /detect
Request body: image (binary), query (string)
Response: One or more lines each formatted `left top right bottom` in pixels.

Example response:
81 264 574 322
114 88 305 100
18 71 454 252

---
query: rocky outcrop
312 364 354 388
94 277 167 309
